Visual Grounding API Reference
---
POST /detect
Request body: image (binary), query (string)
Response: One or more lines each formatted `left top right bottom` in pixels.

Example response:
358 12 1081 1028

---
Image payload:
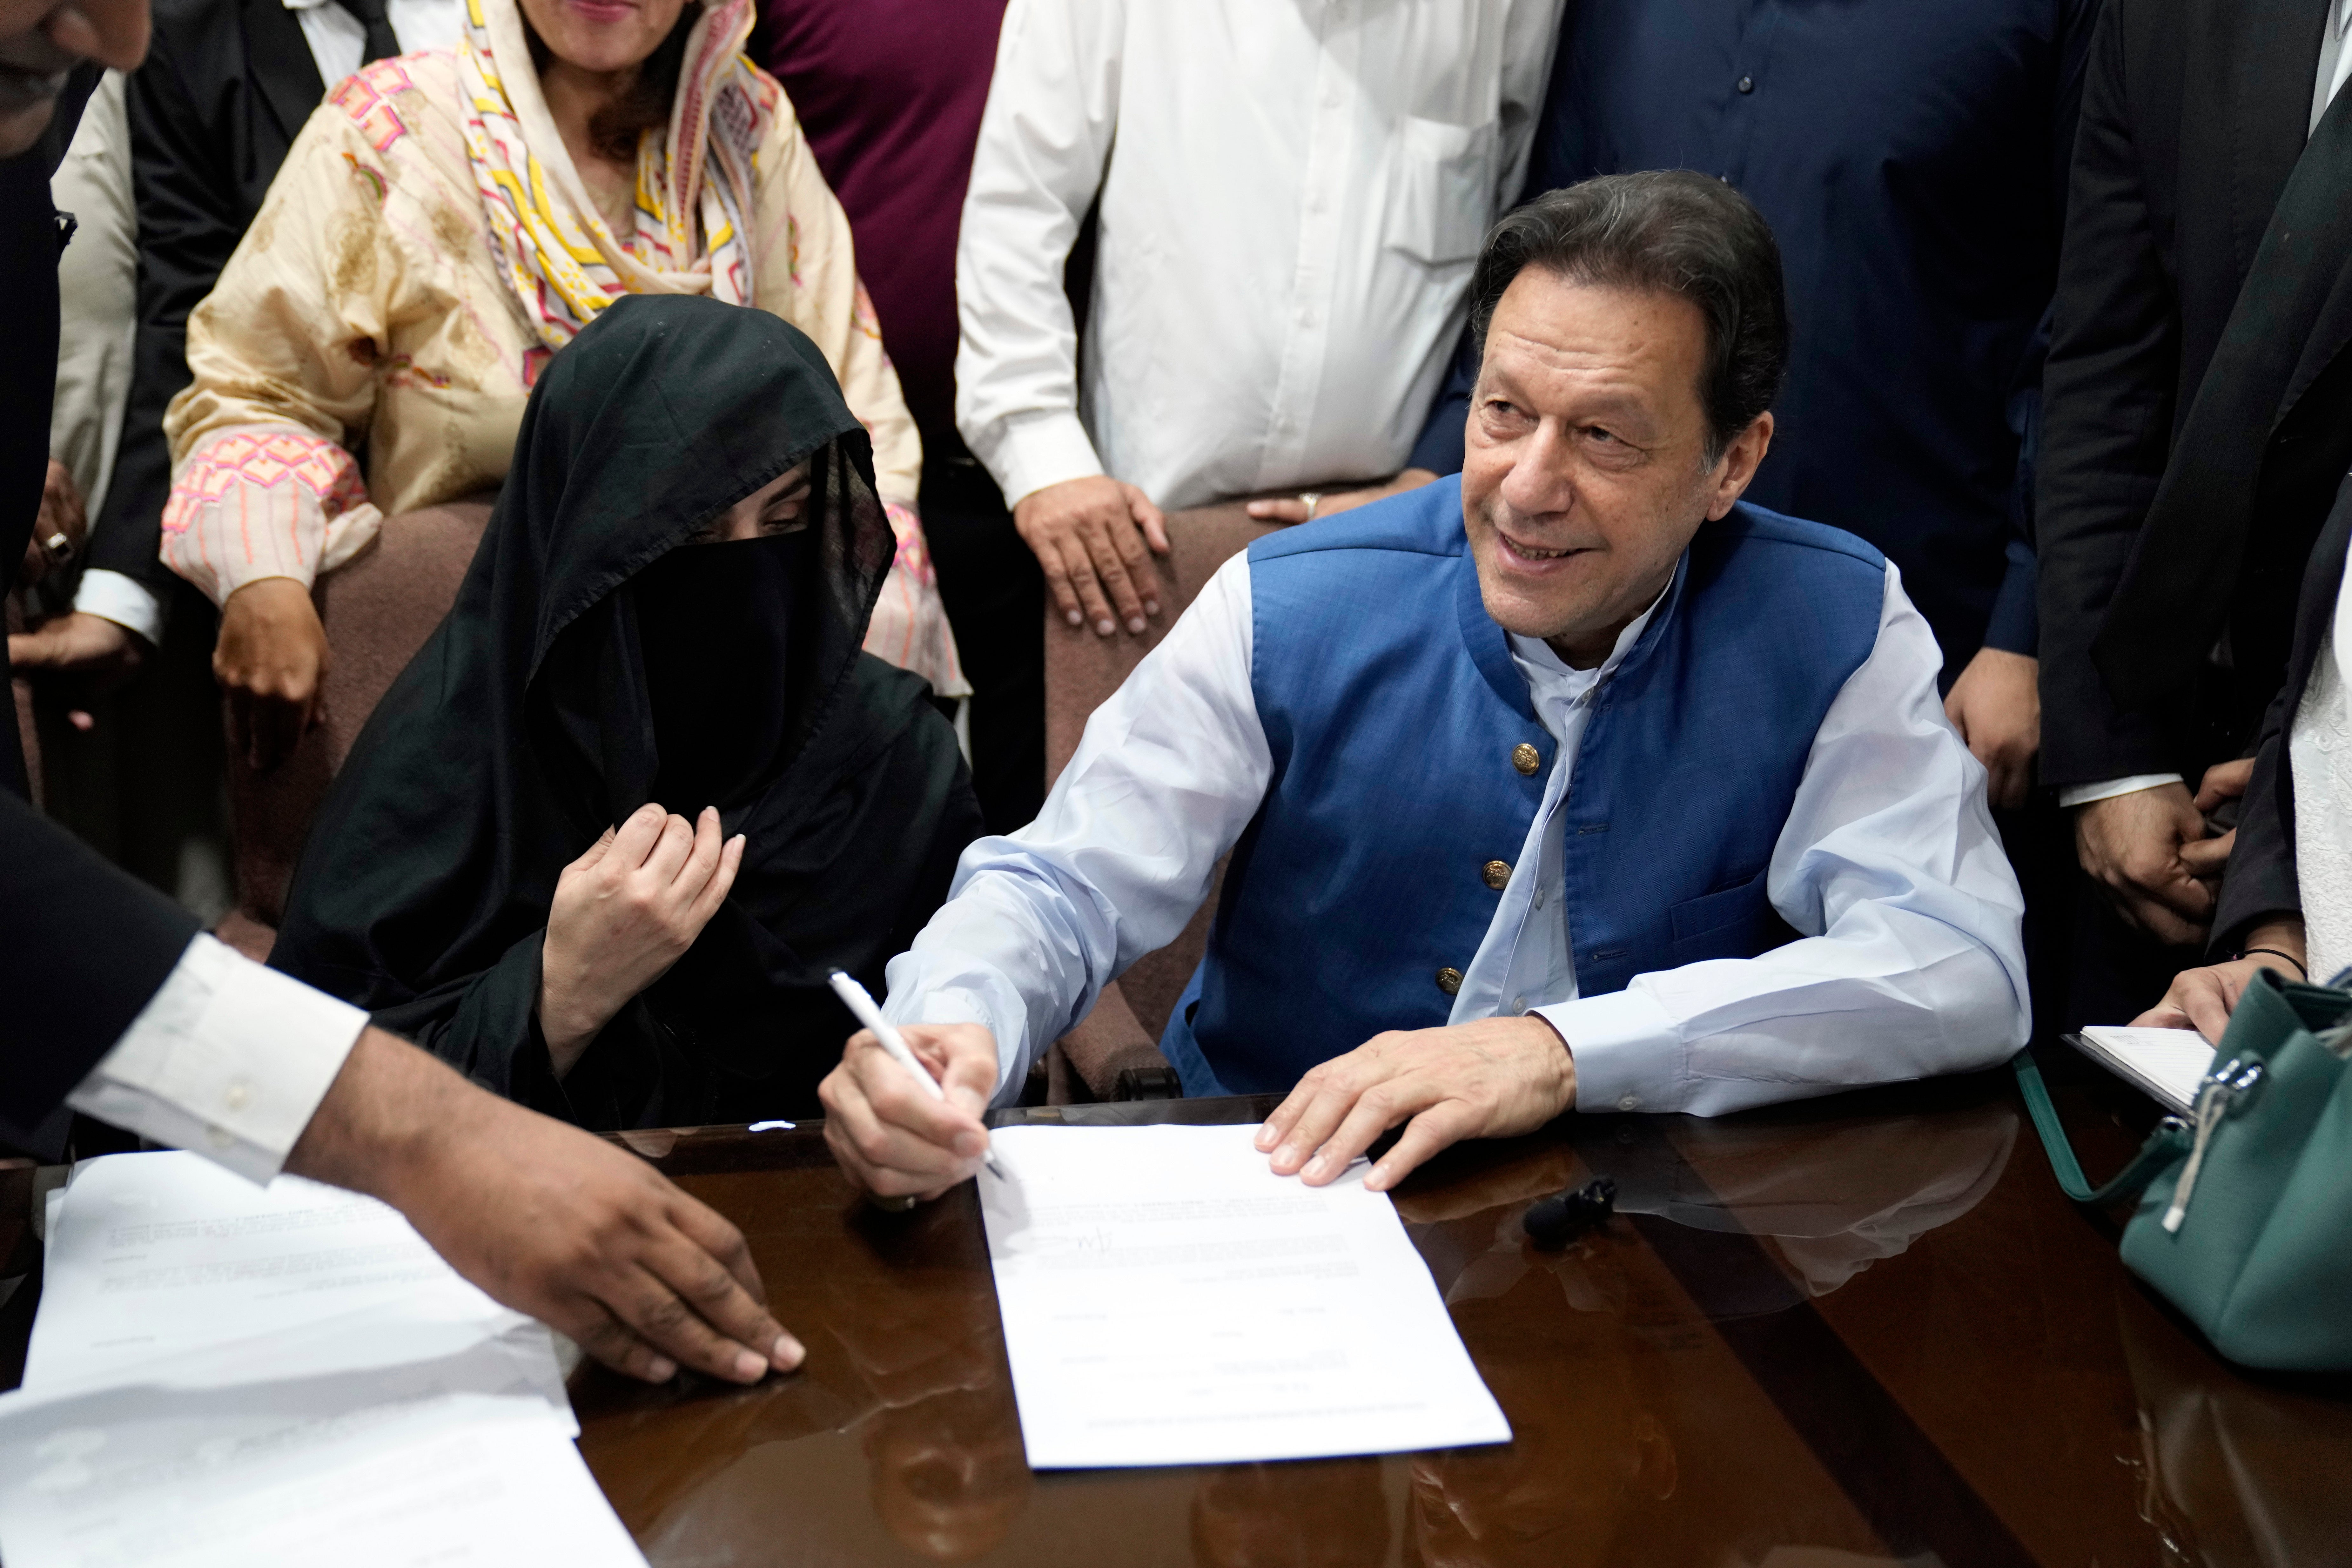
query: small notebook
2067 1027 2215 1115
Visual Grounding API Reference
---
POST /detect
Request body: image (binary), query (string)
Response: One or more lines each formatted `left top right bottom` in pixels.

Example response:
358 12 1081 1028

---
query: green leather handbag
2014 968 2352 1371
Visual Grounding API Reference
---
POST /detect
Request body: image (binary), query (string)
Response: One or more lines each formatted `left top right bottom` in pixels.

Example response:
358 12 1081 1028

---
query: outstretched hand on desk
290 1027 803 1387
819 1022 999 1201
1255 1016 1578 1192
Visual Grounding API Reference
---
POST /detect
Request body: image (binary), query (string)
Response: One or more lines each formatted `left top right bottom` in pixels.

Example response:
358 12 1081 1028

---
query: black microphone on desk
1523 1177 1617 1249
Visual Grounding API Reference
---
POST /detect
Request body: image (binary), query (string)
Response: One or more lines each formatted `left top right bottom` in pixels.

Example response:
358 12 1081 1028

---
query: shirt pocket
1385 116 1499 268
1665 869 1795 969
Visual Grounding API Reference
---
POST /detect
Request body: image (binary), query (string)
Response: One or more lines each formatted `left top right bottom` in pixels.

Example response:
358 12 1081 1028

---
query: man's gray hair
1468 171 1790 465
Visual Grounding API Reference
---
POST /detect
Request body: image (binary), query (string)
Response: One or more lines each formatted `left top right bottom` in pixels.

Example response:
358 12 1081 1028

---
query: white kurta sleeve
952 0 1124 507
1535 563 2031 1116
883 553 1272 1100
66 933 367 1183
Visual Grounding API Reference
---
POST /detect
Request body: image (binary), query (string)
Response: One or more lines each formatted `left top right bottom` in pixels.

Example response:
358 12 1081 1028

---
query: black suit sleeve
1982 0 2104 660
2034 0 2182 786
2210 476 2352 955
0 791 201 1140
85 28 252 596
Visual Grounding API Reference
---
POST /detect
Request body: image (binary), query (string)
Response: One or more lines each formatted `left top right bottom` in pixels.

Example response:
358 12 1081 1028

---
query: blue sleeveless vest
1159 477 1888 1095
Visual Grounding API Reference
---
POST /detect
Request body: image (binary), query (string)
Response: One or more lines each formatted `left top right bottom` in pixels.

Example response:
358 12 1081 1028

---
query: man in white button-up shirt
829 175 2029 1204
953 0 1558 643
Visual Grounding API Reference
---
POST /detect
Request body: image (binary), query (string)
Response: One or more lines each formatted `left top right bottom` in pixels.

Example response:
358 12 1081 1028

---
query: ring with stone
39 530 72 565
1297 492 1323 519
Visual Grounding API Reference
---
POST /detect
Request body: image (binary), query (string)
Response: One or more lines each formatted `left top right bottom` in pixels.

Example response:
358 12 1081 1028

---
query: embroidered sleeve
161 61 423 602
160 428 385 605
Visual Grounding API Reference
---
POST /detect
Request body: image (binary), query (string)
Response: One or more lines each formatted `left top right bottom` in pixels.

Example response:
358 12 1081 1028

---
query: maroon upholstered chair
1042 504 1283 1102
215 499 495 960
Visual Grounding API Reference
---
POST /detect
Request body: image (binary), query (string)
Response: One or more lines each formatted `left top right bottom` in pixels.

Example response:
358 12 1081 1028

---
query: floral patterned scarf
458 0 762 353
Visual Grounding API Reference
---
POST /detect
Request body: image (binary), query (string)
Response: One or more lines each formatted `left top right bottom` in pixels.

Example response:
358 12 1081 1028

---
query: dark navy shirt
1410 0 2096 672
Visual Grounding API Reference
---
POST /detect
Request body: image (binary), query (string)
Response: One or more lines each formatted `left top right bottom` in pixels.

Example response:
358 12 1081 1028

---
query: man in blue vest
821 172 2029 1202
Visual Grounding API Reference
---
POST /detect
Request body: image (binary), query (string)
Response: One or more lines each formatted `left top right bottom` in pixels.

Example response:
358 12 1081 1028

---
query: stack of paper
979 1123 1510 1468
0 1152 645 1568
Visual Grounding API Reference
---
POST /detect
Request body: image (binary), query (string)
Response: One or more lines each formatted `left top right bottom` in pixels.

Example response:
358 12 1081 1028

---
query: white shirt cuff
71 568 167 645
64 933 367 1183
973 408 1105 509
1533 987 1682 1114
2057 773 2185 809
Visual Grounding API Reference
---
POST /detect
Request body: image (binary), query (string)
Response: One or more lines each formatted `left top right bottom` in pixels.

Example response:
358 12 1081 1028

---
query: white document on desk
25 1150 566 1416
0 1310 642 1568
979 1123 1510 1468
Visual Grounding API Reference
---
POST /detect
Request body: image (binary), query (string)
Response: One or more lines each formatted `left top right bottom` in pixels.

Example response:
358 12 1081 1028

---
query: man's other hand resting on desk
1253 1015 1575 1191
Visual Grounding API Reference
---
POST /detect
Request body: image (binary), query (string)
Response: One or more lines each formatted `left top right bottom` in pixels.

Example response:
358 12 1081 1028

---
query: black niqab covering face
635 528 815 812
270 296 983 1130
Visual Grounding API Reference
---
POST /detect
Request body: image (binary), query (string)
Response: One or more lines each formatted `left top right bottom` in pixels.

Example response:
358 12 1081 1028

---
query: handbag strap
2011 1049 2189 1205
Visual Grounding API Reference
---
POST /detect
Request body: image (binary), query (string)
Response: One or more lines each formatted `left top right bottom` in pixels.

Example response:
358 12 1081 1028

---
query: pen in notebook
826 969 1008 1181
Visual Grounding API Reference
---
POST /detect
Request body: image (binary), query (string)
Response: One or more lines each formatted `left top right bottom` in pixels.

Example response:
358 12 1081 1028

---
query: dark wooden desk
5 1069 2347 1565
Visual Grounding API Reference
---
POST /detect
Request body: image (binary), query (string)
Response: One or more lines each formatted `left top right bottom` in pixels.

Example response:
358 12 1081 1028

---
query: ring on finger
1296 491 1322 520
865 1190 919 1213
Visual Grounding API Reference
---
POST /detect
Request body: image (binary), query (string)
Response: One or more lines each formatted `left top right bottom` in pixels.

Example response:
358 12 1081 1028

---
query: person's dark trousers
921 445 1045 834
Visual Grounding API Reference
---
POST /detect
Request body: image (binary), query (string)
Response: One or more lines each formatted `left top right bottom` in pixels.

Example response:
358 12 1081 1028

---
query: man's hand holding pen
820 1023 1001 1201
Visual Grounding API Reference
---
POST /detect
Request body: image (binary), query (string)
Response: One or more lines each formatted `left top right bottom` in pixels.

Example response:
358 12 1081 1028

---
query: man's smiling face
1459 268 1770 667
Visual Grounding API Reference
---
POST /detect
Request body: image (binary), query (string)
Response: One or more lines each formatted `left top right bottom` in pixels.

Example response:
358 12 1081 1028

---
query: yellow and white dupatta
458 0 763 354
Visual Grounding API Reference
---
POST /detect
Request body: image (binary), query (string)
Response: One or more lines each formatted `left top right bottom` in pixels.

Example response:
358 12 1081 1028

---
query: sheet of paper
979 1123 1511 1468
2077 1026 2216 1115
0 1312 641 1568
26 1151 567 1420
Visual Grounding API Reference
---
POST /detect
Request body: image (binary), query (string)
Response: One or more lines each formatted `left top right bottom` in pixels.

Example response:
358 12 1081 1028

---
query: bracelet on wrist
2236 946 2308 978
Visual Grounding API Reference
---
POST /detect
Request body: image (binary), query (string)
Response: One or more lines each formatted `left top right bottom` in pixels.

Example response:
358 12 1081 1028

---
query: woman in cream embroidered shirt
163 0 963 766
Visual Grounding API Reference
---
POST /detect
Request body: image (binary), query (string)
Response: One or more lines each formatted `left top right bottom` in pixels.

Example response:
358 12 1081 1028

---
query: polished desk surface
4 1067 2348 1566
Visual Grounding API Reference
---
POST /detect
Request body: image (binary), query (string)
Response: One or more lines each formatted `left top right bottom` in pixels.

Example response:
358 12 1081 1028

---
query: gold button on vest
1481 859 1512 891
1512 742 1541 775
1435 966 1464 996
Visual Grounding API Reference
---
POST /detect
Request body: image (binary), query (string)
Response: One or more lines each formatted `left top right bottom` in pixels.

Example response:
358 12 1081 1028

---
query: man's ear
1703 412 1774 521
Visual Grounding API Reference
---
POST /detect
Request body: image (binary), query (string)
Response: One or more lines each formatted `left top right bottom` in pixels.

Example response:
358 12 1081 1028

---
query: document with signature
978 1122 1510 1468
26 1150 566 1413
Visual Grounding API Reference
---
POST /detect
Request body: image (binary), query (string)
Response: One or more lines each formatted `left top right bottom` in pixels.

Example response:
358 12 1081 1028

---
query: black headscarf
271 295 982 1128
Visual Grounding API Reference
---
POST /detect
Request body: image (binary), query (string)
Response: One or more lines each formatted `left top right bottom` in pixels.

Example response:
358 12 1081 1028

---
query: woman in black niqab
271 295 984 1129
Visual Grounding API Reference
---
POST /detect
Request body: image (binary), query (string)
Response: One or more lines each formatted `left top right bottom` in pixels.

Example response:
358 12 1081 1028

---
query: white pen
826 968 1007 1181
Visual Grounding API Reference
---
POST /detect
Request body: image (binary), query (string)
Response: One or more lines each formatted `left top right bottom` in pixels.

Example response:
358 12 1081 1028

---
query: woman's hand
539 804 744 1076
2133 918 2307 1041
215 577 331 771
